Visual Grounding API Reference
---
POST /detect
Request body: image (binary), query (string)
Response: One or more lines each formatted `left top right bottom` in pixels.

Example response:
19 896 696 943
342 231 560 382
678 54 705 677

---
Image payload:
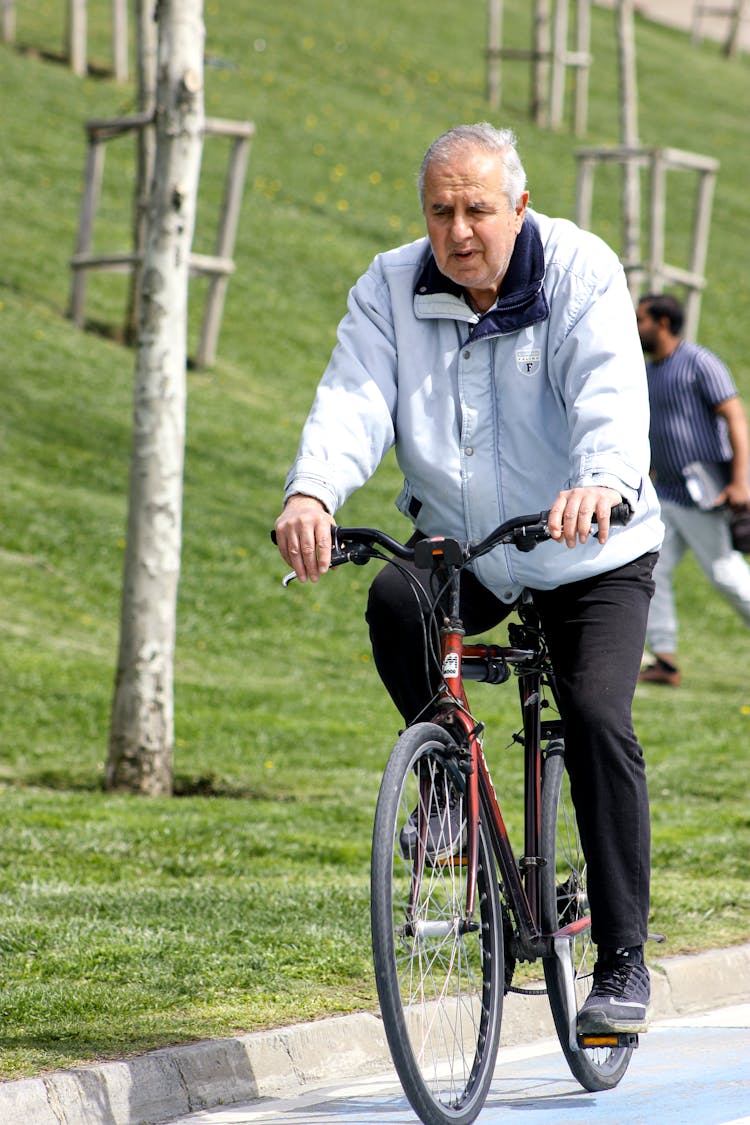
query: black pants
365 551 658 950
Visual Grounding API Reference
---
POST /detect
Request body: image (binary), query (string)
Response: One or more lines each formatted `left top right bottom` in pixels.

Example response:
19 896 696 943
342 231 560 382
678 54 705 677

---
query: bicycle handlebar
272 503 632 583
470 501 632 559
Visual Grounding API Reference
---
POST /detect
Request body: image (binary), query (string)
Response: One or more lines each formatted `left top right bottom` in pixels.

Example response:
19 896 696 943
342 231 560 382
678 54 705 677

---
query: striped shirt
646 340 737 506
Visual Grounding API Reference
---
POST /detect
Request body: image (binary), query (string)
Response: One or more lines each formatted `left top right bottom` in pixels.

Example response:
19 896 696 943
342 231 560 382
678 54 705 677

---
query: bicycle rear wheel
540 739 633 1091
371 723 503 1125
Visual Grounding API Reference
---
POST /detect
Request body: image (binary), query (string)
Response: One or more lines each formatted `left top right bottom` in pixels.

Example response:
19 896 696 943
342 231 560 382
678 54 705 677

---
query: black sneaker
577 947 651 1034
399 780 465 862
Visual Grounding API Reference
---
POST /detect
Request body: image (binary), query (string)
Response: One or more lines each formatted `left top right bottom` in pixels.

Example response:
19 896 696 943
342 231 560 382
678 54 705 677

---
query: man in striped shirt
636 293 750 685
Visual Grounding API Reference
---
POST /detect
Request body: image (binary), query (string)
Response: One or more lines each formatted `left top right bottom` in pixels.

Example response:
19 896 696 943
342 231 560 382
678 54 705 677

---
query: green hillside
0 0 748 1078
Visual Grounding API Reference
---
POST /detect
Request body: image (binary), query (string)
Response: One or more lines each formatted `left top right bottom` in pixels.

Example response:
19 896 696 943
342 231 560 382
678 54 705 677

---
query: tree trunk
125 0 159 344
107 0 205 795
616 0 641 295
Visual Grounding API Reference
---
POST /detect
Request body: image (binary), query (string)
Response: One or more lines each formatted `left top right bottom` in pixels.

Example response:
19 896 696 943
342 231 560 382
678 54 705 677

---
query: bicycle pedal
577 1032 639 1050
429 854 468 869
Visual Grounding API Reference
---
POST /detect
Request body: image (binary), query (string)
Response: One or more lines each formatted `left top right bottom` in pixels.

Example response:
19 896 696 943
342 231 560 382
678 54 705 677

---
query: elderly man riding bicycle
274 122 664 1036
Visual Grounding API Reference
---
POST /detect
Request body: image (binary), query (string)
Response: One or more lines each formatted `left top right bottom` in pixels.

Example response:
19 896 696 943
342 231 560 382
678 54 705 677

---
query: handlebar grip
607 502 633 527
270 528 366 570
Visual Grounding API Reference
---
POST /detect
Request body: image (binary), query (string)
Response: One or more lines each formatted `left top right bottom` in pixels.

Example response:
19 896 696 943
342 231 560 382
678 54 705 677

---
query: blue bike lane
166 1004 750 1125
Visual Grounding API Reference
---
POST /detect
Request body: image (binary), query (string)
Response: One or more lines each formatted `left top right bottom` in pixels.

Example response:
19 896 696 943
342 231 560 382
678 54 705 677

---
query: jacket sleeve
284 259 399 514
548 261 650 509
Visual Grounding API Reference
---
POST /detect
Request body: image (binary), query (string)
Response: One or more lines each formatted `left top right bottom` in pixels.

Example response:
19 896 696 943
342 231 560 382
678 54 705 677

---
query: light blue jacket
285 210 663 601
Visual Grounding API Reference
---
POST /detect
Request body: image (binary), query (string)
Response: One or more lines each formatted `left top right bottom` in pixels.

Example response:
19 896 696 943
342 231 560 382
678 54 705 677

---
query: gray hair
418 123 527 211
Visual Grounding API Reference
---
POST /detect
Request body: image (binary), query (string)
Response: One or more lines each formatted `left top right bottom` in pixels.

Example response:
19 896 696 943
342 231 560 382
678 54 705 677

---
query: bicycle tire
371 723 503 1125
540 739 633 1091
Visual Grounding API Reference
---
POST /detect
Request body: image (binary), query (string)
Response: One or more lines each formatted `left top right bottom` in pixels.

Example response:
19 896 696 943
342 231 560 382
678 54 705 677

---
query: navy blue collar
414 214 549 339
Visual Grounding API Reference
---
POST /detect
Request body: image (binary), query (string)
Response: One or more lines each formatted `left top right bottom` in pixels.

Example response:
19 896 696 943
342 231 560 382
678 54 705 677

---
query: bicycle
274 505 640 1125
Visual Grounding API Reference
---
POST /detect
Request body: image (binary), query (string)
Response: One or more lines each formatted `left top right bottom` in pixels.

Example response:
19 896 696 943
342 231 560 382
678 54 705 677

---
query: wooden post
68 136 106 326
692 0 702 44
684 164 718 338
726 0 747 57
575 152 595 229
692 1 746 56
69 112 252 364
550 0 569 130
574 0 591 135
194 121 254 368
112 0 128 81
647 149 667 294
7 0 128 78
67 0 87 77
550 0 592 134
616 2 639 151
488 0 503 109
487 0 503 109
575 144 718 339
2 0 15 43
485 0 589 132
533 0 552 126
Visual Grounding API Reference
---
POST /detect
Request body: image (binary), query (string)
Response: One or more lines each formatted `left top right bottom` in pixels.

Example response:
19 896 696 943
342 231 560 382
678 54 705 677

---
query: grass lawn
0 0 748 1080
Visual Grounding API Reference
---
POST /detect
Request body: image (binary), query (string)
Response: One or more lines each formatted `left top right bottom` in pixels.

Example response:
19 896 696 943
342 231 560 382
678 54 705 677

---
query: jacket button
463 349 471 359
465 447 474 456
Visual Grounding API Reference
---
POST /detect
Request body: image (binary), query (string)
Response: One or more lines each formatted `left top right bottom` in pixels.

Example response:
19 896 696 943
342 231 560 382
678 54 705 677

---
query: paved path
2 944 748 1124
164 1004 750 1125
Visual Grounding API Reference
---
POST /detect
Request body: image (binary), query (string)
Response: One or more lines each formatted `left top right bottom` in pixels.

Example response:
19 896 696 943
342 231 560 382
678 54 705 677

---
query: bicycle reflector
578 1033 639 1050
414 537 465 569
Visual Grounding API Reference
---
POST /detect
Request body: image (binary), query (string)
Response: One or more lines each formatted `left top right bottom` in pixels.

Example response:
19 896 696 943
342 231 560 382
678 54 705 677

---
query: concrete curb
1 943 748 1124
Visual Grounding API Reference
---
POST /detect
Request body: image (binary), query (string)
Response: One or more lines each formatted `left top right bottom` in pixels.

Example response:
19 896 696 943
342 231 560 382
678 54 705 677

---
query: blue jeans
366 551 657 949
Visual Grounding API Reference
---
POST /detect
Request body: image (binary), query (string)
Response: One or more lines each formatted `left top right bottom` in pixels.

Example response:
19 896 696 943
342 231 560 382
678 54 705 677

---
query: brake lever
275 538 372 588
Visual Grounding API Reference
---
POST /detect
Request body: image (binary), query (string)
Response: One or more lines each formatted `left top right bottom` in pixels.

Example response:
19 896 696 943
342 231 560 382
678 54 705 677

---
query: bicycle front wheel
540 739 633 1091
371 723 503 1125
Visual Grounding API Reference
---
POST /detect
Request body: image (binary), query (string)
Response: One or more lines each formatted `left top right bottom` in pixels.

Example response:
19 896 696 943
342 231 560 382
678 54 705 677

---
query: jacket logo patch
515 348 541 376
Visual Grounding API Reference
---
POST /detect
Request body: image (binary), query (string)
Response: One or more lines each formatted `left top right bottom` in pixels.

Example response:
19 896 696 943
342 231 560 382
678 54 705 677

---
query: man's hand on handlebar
547 486 625 548
274 494 335 583
274 488 631 582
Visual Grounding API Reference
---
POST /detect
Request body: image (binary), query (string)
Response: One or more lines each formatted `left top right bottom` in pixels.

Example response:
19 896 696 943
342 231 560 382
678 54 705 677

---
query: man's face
423 147 528 311
635 303 660 353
